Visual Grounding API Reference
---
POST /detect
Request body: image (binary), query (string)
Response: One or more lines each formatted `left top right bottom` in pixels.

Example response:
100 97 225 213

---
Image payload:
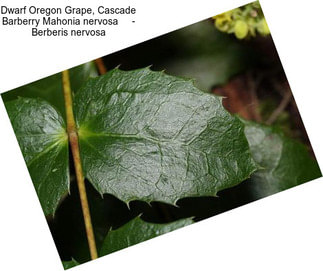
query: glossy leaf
100 217 193 256
5 68 257 215
244 121 322 198
5 98 68 215
75 68 257 204
2 62 98 118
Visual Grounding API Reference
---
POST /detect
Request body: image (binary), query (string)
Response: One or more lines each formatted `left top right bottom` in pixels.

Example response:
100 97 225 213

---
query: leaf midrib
78 128 203 147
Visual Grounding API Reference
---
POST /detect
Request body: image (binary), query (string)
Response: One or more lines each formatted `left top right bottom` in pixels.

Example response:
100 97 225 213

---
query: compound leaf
100 217 193 256
75 68 257 204
244 121 322 198
5 98 69 216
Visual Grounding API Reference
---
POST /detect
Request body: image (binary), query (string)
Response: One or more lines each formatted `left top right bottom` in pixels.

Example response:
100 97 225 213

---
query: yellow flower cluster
213 1 270 39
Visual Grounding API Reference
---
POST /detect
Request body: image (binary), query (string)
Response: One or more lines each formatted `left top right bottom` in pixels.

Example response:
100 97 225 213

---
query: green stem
62 70 98 260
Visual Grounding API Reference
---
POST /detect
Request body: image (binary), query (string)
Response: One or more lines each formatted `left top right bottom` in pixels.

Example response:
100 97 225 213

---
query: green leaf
62 259 79 269
100 217 193 256
2 62 98 118
244 121 322 198
75 68 257 204
4 68 257 215
5 98 68 215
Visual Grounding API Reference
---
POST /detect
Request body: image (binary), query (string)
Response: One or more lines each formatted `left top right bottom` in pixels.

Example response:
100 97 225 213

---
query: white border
0 0 322 270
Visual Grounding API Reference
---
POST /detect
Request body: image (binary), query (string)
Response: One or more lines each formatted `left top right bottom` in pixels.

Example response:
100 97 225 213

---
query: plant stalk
266 90 292 125
95 58 107 74
62 70 98 260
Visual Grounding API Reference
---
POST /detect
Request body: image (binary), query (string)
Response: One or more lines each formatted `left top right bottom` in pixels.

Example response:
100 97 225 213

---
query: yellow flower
234 20 249 39
257 19 270 35
214 12 232 32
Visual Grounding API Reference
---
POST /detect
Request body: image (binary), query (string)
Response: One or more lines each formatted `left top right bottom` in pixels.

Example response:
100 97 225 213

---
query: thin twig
95 58 107 75
62 70 98 260
266 90 292 125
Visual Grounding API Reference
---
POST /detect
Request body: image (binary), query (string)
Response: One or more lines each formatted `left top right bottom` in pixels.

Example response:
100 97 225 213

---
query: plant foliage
5 68 257 215
244 121 321 199
100 217 193 256
2 63 321 266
